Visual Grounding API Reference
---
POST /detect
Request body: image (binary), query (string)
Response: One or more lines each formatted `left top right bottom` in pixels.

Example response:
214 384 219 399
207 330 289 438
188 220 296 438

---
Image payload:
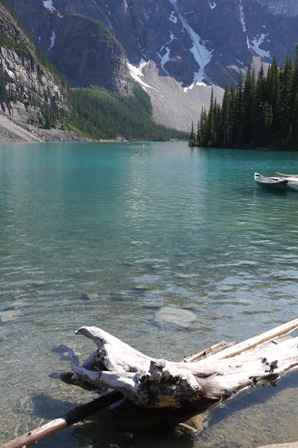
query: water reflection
1 143 298 447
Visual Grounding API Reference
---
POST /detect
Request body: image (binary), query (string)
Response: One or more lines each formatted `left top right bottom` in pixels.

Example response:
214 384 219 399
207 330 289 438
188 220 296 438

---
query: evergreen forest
36 82 187 141
35 82 187 141
67 83 187 141
189 47 298 150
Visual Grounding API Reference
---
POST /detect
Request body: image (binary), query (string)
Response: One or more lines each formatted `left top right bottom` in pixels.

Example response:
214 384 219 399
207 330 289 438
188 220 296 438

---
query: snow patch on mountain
158 32 175 74
188 28 213 84
169 11 177 23
49 30 55 49
239 0 246 32
43 1 63 17
43 0 64 49
105 3 111 15
169 0 213 85
249 34 271 59
127 60 153 90
238 1 270 60
43 0 55 11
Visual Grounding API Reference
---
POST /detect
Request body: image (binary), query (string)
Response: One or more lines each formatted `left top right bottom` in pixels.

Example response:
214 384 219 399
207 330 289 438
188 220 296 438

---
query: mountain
258 0 298 17
2 0 298 132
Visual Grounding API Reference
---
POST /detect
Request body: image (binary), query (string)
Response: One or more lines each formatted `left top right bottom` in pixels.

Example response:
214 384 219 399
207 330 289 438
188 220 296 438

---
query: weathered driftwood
0 391 123 448
2 320 298 448
65 318 298 409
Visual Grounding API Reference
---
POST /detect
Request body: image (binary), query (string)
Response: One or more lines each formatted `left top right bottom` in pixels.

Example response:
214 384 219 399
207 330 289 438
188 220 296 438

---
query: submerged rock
80 292 99 301
154 306 196 328
0 308 23 322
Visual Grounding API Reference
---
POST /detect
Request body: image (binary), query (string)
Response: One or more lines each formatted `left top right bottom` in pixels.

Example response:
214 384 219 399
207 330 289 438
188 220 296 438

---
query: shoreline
0 113 89 144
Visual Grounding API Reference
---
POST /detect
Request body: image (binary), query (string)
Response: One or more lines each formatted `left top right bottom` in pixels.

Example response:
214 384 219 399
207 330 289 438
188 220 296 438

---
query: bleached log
64 319 298 409
183 341 234 363
201 318 298 360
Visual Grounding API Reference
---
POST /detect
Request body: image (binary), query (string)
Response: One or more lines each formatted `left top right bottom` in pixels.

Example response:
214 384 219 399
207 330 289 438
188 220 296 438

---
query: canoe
272 173 298 191
254 172 288 191
287 181 298 191
275 172 298 178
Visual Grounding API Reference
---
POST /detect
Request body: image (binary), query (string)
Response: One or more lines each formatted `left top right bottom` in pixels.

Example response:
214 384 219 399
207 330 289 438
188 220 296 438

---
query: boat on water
275 172 298 178
254 172 288 191
275 172 298 191
287 182 298 191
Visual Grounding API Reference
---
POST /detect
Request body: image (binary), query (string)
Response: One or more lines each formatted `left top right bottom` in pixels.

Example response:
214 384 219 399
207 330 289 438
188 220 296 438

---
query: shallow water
1 142 298 447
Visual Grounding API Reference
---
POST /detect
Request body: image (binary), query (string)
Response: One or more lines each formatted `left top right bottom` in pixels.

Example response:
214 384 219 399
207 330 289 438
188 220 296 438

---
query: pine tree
188 122 196 146
242 66 255 147
218 85 231 148
197 108 208 146
191 45 298 150
254 65 267 147
278 58 293 148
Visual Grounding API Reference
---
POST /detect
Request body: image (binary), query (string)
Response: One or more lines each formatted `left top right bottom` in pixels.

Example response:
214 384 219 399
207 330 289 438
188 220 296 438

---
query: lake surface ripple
1 142 298 447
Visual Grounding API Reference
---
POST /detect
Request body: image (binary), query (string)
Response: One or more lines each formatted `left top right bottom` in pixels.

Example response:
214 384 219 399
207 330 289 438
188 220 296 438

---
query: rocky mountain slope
0 2 93 142
258 0 298 17
2 0 298 133
4 0 132 93
6 0 298 88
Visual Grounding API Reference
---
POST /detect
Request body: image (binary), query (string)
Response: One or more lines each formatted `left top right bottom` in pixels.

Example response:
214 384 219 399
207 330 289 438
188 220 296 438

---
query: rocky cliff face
5 0 132 93
5 0 298 90
50 14 131 92
0 2 65 124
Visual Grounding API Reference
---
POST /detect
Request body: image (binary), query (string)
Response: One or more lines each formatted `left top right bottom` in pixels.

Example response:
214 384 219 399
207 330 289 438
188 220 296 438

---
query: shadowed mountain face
5 0 298 90
4 0 132 93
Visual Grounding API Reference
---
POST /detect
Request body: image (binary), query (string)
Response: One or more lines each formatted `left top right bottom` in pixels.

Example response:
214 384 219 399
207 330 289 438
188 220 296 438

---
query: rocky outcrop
50 14 132 92
0 3 94 142
5 0 133 94
0 2 66 125
0 112 88 143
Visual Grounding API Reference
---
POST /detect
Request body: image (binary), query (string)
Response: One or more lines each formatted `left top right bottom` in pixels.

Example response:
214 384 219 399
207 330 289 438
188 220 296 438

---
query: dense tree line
67 83 187 141
41 82 187 141
189 47 298 150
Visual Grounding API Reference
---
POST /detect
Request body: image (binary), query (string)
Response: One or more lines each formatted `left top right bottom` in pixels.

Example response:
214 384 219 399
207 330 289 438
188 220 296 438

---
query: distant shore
0 113 89 144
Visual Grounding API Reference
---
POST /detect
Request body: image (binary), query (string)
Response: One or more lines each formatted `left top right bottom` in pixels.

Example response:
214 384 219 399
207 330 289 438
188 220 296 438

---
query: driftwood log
2 319 298 448
65 318 298 409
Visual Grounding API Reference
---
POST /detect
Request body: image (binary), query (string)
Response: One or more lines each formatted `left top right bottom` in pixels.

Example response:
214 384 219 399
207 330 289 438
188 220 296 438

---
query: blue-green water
1 142 298 447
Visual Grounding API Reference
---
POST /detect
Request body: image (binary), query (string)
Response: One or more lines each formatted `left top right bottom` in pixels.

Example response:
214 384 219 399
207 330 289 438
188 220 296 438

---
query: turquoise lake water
1 142 298 447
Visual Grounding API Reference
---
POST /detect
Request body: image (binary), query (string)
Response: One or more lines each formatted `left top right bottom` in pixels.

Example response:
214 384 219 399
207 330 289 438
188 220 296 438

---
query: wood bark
65 318 298 409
